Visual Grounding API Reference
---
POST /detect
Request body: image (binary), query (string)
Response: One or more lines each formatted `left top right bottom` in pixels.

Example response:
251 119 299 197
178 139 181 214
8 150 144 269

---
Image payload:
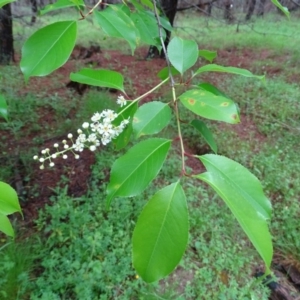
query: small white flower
51 154 57 159
33 155 38 160
89 145 97 151
67 133 73 139
64 144 69 149
90 122 102 132
101 136 111 145
77 129 83 134
49 162 55 167
41 149 46 155
102 109 117 123
63 154 68 159
77 134 86 143
54 143 59 148
117 95 127 107
75 154 80 159
74 143 84 152
40 165 44 170
62 140 67 144
91 112 102 122
39 158 45 163
82 122 89 129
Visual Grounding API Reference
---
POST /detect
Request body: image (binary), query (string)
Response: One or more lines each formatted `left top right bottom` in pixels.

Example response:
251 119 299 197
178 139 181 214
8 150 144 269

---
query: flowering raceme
34 96 129 169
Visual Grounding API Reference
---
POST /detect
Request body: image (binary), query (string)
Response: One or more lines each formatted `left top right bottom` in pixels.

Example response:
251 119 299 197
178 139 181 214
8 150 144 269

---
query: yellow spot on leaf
221 102 229 107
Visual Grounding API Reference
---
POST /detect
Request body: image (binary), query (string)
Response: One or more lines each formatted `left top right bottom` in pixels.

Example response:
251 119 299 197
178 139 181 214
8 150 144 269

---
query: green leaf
133 182 189 283
40 0 84 15
133 102 171 138
0 0 15 8
131 10 164 48
199 49 217 63
140 0 154 10
157 66 180 80
143 10 173 32
191 120 217 153
20 21 77 81
179 89 240 124
271 0 290 18
199 82 228 97
195 154 273 269
0 213 14 237
195 64 265 81
0 95 8 121
167 37 198 75
106 138 171 207
70 68 124 92
113 101 138 150
94 6 138 54
0 182 21 215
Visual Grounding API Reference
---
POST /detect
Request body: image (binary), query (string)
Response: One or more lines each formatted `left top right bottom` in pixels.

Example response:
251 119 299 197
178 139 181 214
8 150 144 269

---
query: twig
152 0 175 87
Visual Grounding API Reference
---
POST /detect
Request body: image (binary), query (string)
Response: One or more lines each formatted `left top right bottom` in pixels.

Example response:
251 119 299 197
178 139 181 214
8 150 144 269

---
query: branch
152 0 175 87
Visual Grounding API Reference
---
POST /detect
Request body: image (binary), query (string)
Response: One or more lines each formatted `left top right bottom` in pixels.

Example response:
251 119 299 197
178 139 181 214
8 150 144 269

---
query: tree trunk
224 0 234 23
147 0 178 58
257 0 266 16
0 4 14 64
245 0 256 20
30 0 37 24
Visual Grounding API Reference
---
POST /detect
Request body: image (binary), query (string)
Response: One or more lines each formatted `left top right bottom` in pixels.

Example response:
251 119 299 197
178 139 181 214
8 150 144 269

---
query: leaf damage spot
188 98 195 105
221 102 229 107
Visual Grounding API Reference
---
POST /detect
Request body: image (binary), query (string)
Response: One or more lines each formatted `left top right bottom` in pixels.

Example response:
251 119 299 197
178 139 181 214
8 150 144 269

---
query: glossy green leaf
195 64 265 81
131 10 164 48
157 66 179 80
179 89 240 124
0 213 14 237
199 49 217 63
0 95 8 121
199 82 227 97
106 138 171 207
0 182 21 215
271 0 290 18
133 102 171 138
133 182 188 282
0 0 15 8
195 154 273 270
191 120 217 153
20 21 77 81
70 68 124 92
94 6 138 54
113 101 138 150
141 0 154 10
168 37 198 75
40 0 84 15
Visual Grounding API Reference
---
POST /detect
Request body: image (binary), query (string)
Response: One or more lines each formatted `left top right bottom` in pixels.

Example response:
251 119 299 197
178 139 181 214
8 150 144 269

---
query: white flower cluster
34 96 129 169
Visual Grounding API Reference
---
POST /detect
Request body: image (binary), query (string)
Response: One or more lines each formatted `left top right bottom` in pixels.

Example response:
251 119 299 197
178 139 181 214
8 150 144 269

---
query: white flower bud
49 162 55 167
67 133 73 139
82 122 89 129
75 154 80 159
77 129 82 134
40 165 44 170
64 144 69 149
41 149 46 154
51 154 57 159
63 154 68 159
54 143 59 148
89 145 96 151
39 158 45 163
33 155 38 160
62 140 67 144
